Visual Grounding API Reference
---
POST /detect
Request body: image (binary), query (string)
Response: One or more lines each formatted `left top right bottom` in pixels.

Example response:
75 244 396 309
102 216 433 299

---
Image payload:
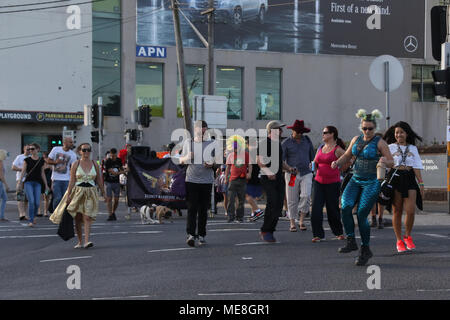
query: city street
0 199 449 301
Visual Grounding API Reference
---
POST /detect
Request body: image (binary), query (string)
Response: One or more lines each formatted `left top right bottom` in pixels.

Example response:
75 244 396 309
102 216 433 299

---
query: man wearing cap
257 120 296 242
282 120 315 232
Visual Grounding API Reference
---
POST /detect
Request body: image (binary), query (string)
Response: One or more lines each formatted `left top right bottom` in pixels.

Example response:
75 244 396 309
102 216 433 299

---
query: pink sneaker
396 240 407 253
403 236 416 251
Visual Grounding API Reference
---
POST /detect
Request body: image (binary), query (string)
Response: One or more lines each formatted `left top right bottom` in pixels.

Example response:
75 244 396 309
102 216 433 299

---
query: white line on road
198 293 252 296
235 242 281 246
304 290 363 294
421 233 449 239
40 256 92 263
148 248 195 253
209 228 260 232
0 230 162 239
92 295 150 300
417 289 450 292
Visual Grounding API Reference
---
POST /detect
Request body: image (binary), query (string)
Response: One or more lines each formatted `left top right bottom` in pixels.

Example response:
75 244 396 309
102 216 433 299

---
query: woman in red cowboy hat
282 120 315 232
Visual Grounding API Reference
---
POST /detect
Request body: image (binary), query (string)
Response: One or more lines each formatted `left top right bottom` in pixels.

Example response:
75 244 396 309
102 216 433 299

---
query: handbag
378 144 409 205
57 208 75 241
340 136 374 194
378 168 398 205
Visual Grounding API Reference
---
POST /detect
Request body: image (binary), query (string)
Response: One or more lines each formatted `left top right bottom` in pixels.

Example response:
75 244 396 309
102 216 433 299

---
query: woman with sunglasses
51 143 105 248
331 109 393 266
383 121 424 253
311 126 346 242
18 143 49 227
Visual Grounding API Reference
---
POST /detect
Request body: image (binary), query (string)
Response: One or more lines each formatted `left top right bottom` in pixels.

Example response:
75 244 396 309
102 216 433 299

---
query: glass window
92 0 121 116
136 63 164 117
177 65 205 118
412 65 438 102
216 67 243 119
256 68 281 120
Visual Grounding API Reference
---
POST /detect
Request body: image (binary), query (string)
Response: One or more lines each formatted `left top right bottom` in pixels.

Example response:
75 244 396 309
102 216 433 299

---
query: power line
0 4 167 50
0 0 105 14
0 0 73 9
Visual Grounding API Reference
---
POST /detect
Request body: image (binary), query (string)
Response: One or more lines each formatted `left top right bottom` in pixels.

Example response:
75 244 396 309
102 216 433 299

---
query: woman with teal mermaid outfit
332 109 394 266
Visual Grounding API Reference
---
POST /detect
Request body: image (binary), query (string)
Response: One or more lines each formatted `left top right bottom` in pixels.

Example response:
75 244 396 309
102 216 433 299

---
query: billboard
136 0 425 58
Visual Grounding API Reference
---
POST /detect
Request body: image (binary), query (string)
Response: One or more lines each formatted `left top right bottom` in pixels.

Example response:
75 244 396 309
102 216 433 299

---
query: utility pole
98 96 103 163
207 0 215 95
171 0 193 136
447 3 450 214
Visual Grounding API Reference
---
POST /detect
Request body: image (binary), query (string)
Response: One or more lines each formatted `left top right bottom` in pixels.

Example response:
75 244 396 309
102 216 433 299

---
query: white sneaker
186 235 195 247
199 236 206 245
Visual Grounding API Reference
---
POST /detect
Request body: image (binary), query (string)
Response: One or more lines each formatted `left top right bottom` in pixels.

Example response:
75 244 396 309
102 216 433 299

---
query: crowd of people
182 112 425 267
0 110 426 266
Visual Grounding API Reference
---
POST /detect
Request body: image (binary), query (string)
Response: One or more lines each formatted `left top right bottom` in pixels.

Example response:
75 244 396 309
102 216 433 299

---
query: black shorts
390 169 419 198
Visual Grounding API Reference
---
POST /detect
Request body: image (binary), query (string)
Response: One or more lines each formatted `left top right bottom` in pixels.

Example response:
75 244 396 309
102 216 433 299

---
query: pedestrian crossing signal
90 131 99 143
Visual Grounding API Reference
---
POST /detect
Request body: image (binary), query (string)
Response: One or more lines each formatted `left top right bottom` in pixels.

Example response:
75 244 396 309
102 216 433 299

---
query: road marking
235 242 281 246
148 248 195 253
304 290 363 294
40 256 92 263
417 289 450 292
92 295 150 300
198 293 252 296
0 230 162 240
242 257 253 260
209 228 260 232
422 233 448 239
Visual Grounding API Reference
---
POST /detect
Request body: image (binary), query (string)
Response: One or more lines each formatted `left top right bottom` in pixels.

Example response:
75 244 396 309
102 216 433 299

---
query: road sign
369 55 404 92
192 95 228 129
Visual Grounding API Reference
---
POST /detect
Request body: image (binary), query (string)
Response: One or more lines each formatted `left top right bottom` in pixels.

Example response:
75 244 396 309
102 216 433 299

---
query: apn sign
136 46 166 58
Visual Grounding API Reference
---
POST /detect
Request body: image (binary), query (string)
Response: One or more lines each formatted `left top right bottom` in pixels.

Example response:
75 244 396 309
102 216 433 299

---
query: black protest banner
126 155 187 209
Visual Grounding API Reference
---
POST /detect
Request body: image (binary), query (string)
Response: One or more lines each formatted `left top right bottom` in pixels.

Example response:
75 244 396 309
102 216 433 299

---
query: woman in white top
383 121 424 253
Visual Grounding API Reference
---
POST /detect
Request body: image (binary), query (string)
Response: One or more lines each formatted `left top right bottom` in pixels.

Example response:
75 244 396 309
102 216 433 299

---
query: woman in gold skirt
51 143 105 248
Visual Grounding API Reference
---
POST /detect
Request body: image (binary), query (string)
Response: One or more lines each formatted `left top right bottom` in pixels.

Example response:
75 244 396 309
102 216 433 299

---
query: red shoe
396 240 407 253
403 235 416 251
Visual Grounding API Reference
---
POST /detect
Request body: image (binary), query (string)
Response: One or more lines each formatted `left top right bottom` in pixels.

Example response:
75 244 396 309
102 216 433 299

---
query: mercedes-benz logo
404 35 418 53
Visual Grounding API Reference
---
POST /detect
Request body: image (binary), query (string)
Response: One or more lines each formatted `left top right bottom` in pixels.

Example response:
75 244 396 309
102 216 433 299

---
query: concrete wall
0 0 92 112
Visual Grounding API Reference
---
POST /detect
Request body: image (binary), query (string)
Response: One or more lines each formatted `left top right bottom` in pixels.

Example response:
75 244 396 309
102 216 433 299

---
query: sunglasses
362 127 374 131
81 148 92 153
27 148 36 151
322 131 331 135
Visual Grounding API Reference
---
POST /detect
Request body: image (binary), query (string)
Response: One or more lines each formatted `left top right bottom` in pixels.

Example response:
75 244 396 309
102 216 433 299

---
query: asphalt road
0 200 449 301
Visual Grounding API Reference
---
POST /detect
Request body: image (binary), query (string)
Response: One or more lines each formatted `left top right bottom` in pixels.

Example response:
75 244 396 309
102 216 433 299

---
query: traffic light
130 129 138 141
431 6 447 61
90 131 99 143
138 105 152 128
91 104 99 128
432 67 450 98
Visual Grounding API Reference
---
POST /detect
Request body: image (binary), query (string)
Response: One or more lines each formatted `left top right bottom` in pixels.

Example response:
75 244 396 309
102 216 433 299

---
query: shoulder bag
378 144 409 205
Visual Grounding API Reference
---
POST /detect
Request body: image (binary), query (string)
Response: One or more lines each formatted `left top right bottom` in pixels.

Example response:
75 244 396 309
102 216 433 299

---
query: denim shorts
105 182 121 198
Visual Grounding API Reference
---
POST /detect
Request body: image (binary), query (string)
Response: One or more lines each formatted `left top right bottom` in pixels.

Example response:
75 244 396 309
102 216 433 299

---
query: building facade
0 0 446 187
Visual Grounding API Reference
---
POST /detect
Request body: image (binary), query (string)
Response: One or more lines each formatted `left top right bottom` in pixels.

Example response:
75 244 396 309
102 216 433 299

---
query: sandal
289 226 297 232
74 243 82 249
84 242 94 249
299 224 307 231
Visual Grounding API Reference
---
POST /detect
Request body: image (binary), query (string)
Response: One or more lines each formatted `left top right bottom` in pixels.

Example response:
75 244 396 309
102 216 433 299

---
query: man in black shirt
257 121 296 242
104 148 124 221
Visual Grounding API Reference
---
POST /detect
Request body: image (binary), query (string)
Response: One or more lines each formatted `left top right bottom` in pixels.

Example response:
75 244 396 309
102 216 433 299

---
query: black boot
338 236 358 253
355 245 373 266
